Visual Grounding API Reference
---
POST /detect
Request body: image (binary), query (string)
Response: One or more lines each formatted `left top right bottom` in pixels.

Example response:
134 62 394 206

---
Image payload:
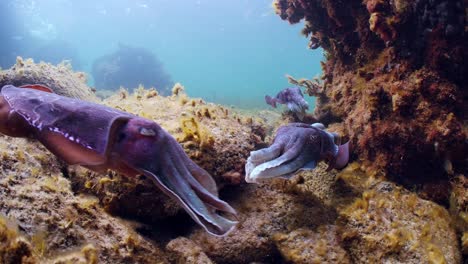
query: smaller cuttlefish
245 123 349 183
265 87 309 120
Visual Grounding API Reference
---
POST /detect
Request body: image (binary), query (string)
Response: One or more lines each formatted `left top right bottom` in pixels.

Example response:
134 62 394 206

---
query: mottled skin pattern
0 84 237 236
246 123 349 183
265 87 309 120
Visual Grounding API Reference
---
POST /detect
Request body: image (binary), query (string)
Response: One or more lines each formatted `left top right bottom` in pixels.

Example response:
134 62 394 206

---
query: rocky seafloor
1 0 467 263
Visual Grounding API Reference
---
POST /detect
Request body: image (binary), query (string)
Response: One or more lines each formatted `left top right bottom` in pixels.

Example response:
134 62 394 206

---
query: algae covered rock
450 175 468 256
273 226 351 264
189 184 337 263
0 136 169 263
166 237 214 264
0 57 98 102
0 215 37 264
337 164 461 264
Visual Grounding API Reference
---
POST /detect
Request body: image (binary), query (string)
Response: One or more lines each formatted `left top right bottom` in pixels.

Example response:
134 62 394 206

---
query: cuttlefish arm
245 123 349 183
0 84 238 236
108 118 238 235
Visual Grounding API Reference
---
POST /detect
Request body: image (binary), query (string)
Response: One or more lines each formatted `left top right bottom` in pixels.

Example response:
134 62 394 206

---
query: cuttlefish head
112 118 238 236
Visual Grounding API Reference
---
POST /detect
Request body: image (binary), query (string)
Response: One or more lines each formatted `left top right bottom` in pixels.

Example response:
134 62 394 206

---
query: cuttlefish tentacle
248 143 282 164
179 152 218 196
171 148 236 214
142 156 236 235
0 84 238 236
252 149 313 179
245 123 349 184
247 133 307 181
106 115 238 236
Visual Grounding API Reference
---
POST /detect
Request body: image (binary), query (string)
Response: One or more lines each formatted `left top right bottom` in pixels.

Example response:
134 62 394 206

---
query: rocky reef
273 0 467 184
92 44 174 95
0 0 466 260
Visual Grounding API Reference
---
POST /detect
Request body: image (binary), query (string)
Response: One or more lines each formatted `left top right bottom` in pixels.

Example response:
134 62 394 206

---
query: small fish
265 87 309 120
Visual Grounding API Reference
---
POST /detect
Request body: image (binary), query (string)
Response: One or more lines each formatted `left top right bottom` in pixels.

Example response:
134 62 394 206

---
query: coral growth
0 57 97 102
92 44 174 95
273 0 467 182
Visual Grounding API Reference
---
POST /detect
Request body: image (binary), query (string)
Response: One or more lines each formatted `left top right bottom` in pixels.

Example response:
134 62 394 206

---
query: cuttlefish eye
139 127 157 136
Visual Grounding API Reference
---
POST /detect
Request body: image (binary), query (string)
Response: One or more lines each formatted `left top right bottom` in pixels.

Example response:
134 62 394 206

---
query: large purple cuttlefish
265 87 309 120
245 123 349 183
0 84 237 236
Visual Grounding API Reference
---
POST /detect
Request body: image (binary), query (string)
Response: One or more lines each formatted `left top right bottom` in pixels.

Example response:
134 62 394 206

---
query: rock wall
274 0 467 182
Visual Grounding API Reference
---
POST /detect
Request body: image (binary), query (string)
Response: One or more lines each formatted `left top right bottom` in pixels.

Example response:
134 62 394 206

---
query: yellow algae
179 94 189 105
337 165 460 263
427 244 447 264
272 226 351 264
462 232 468 254
77 196 99 211
178 116 215 150
81 244 98 264
40 175 70 193
383 229 405 252
197 107 213 119
31 229 47 257
48 244 98 264
171 83 185 96
145 88 158 98
0 215 37 263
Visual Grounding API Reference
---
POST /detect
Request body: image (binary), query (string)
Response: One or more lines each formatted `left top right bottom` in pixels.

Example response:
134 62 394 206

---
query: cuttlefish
265 87 309 120
0 84 237 236
246 123 349 183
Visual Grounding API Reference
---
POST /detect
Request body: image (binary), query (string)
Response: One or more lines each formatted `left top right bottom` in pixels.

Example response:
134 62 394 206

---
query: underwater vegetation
92 44 174 95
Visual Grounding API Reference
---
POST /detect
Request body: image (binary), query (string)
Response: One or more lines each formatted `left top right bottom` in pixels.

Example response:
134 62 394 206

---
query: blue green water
1 0 323 108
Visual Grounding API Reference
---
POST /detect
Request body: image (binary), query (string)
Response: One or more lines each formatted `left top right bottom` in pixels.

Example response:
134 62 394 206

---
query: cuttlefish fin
38 130 106 166
19 84 54 93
